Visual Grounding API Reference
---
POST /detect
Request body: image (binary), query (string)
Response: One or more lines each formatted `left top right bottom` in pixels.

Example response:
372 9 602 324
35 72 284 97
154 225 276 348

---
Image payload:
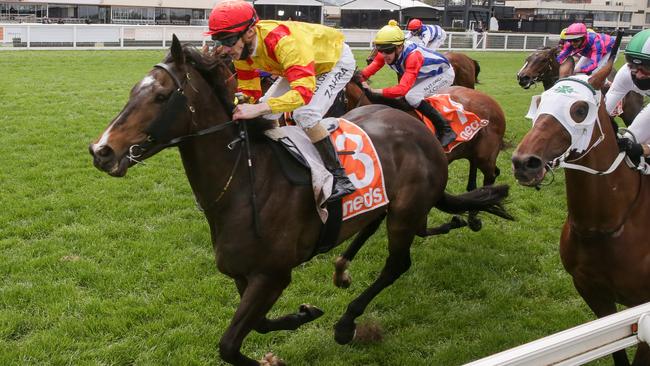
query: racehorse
512 57 650 366
366 48 481 89
89 36 512 366
517 46 643 126
345 72 506 231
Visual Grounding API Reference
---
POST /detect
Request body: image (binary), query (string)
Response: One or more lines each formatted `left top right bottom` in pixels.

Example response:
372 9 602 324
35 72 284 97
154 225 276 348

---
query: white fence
0 23 563 51
465 302 650 366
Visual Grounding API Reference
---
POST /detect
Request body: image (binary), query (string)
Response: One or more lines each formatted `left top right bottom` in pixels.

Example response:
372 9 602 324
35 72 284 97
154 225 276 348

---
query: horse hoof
260 352 285 366
333 270 352 288
334 321 356 345
468 217 482 232
299 304 324 320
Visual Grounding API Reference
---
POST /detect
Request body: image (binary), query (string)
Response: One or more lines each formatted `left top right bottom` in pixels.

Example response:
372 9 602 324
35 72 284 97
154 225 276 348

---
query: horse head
89 35 235 177
512 61 614 187
517 47 560 89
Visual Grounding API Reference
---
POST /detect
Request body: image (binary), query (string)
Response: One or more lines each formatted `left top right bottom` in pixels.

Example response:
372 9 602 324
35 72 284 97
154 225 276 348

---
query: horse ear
170 34 185 65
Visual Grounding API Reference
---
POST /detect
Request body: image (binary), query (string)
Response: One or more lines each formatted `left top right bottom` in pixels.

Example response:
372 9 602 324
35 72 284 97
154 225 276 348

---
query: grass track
0 49 623 365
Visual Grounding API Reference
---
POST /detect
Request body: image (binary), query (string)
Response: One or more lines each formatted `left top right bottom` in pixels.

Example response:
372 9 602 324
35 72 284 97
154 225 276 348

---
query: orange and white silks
331 119 389 220
416 94 490 152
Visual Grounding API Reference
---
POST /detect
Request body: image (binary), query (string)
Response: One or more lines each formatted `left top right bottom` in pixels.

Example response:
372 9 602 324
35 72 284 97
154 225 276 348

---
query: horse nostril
525 156 542 170
95 145 114 158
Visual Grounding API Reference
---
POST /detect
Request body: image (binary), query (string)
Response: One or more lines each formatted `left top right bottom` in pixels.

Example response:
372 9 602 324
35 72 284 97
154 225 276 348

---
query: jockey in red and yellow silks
233 20 346 113
205 0 356 201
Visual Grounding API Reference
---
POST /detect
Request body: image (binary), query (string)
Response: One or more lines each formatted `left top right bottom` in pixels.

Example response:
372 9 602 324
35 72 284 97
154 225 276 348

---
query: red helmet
407 19 422 32
204 0 258 37
564 22 587 40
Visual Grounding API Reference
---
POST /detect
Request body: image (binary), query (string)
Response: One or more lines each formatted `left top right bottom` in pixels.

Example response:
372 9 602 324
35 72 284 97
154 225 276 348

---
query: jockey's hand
618 137 644 163
233 102 272 120
361 81 371 89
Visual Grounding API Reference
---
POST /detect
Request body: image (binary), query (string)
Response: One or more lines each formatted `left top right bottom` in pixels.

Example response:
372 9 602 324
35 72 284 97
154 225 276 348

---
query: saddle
265 124 343 259
415 95 490 152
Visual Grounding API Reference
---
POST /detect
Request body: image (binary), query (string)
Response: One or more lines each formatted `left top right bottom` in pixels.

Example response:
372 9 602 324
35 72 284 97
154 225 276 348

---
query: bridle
127 59 260 232
518 50 558 88
126 61 239 164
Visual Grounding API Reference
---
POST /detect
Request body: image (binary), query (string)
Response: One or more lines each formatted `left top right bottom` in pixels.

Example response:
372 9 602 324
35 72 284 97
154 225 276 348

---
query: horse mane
173 45 236 118
165 45 275 138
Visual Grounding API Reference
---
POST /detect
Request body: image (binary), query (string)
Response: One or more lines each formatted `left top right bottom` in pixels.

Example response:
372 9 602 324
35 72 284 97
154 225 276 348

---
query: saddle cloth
265 118 389 222
415 94 490 152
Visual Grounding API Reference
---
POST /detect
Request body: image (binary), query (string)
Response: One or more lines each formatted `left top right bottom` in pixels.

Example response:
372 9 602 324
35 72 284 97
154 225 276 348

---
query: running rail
465 302 650 366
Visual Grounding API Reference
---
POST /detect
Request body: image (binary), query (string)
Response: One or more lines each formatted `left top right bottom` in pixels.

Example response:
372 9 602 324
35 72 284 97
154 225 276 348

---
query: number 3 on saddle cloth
267 119 389 221
415 95 490 152
266 119 389 258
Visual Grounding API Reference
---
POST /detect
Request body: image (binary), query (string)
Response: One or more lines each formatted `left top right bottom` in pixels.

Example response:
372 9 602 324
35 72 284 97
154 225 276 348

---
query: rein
131 59 262 236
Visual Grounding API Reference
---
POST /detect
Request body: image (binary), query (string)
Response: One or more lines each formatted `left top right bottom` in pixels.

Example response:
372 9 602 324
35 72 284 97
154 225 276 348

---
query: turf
0 49 625 365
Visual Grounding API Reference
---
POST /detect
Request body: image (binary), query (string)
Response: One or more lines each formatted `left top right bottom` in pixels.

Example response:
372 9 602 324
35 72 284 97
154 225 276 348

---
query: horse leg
333 214 386 288
632 342 650 366
467 150 501 232
334 218 415 345
234 278 324 334
219 272 291 366
574 280 630 366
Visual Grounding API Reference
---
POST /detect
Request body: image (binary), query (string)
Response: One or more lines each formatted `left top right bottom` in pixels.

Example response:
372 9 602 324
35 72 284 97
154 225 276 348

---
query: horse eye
155 93 169 102
570 101 589 123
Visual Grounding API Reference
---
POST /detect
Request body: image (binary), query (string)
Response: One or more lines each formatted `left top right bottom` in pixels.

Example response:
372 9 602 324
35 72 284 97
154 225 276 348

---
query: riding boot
416 100 456 147
306 124 356 201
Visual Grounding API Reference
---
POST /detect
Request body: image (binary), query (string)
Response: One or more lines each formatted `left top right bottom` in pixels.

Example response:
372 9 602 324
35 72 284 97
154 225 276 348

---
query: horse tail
473 59 481 84
434 184 513 220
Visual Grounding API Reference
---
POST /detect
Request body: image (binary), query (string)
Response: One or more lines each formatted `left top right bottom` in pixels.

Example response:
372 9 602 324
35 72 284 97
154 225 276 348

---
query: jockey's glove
618 137 644 164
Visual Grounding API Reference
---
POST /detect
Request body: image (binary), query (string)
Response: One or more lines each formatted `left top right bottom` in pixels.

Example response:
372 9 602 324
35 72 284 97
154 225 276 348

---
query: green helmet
625 29 650 66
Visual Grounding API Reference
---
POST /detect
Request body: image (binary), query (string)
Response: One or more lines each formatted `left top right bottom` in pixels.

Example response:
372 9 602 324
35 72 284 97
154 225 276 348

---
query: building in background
503 0 647 33
0 0 216 25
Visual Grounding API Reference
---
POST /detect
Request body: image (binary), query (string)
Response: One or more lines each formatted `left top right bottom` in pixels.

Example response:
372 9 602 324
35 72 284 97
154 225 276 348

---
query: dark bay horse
366 48 480 89
512 62 650 365
89 36 512 366
344 75 506 231
517 46 643 126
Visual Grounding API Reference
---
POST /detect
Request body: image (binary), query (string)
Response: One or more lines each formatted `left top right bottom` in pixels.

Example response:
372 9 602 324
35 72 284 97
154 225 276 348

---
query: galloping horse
89 36 511 366
517 46 643 126
366 48 480 89
512 58 650 365
345 73 506 231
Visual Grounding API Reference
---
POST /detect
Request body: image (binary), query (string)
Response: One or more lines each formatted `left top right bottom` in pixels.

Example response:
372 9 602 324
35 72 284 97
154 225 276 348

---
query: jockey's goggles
376 45 397 54
625 54 650 71
212 32 242 47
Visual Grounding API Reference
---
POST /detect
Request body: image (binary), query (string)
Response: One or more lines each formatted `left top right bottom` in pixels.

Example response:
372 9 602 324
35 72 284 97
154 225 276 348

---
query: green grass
0 49 624 365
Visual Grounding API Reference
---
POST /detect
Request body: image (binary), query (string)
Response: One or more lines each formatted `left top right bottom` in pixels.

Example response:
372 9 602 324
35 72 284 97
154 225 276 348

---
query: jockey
556 23 615 75
607 29 650 163
360 20 457 147
405 18 447 51
205 0 356 201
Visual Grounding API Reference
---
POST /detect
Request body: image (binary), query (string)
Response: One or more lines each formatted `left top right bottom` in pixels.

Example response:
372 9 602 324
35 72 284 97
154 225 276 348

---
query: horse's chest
563 236 650 304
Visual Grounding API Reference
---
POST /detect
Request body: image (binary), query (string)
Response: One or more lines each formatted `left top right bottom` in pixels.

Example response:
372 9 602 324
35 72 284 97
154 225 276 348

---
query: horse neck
563 106 640 234
543 56 560 90
176 84 247 212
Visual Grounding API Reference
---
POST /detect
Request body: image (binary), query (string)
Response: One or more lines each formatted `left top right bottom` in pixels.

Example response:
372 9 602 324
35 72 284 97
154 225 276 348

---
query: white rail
465 302 650 366
0 23 563 52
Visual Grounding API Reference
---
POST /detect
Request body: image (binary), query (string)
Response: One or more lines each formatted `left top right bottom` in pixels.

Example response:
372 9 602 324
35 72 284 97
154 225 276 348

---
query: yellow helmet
559 28 567 40
374 20 405 48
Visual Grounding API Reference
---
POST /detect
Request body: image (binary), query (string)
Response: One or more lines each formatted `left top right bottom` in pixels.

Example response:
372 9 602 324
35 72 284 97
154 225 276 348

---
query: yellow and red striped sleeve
233 59 262 102
263 25 316 113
